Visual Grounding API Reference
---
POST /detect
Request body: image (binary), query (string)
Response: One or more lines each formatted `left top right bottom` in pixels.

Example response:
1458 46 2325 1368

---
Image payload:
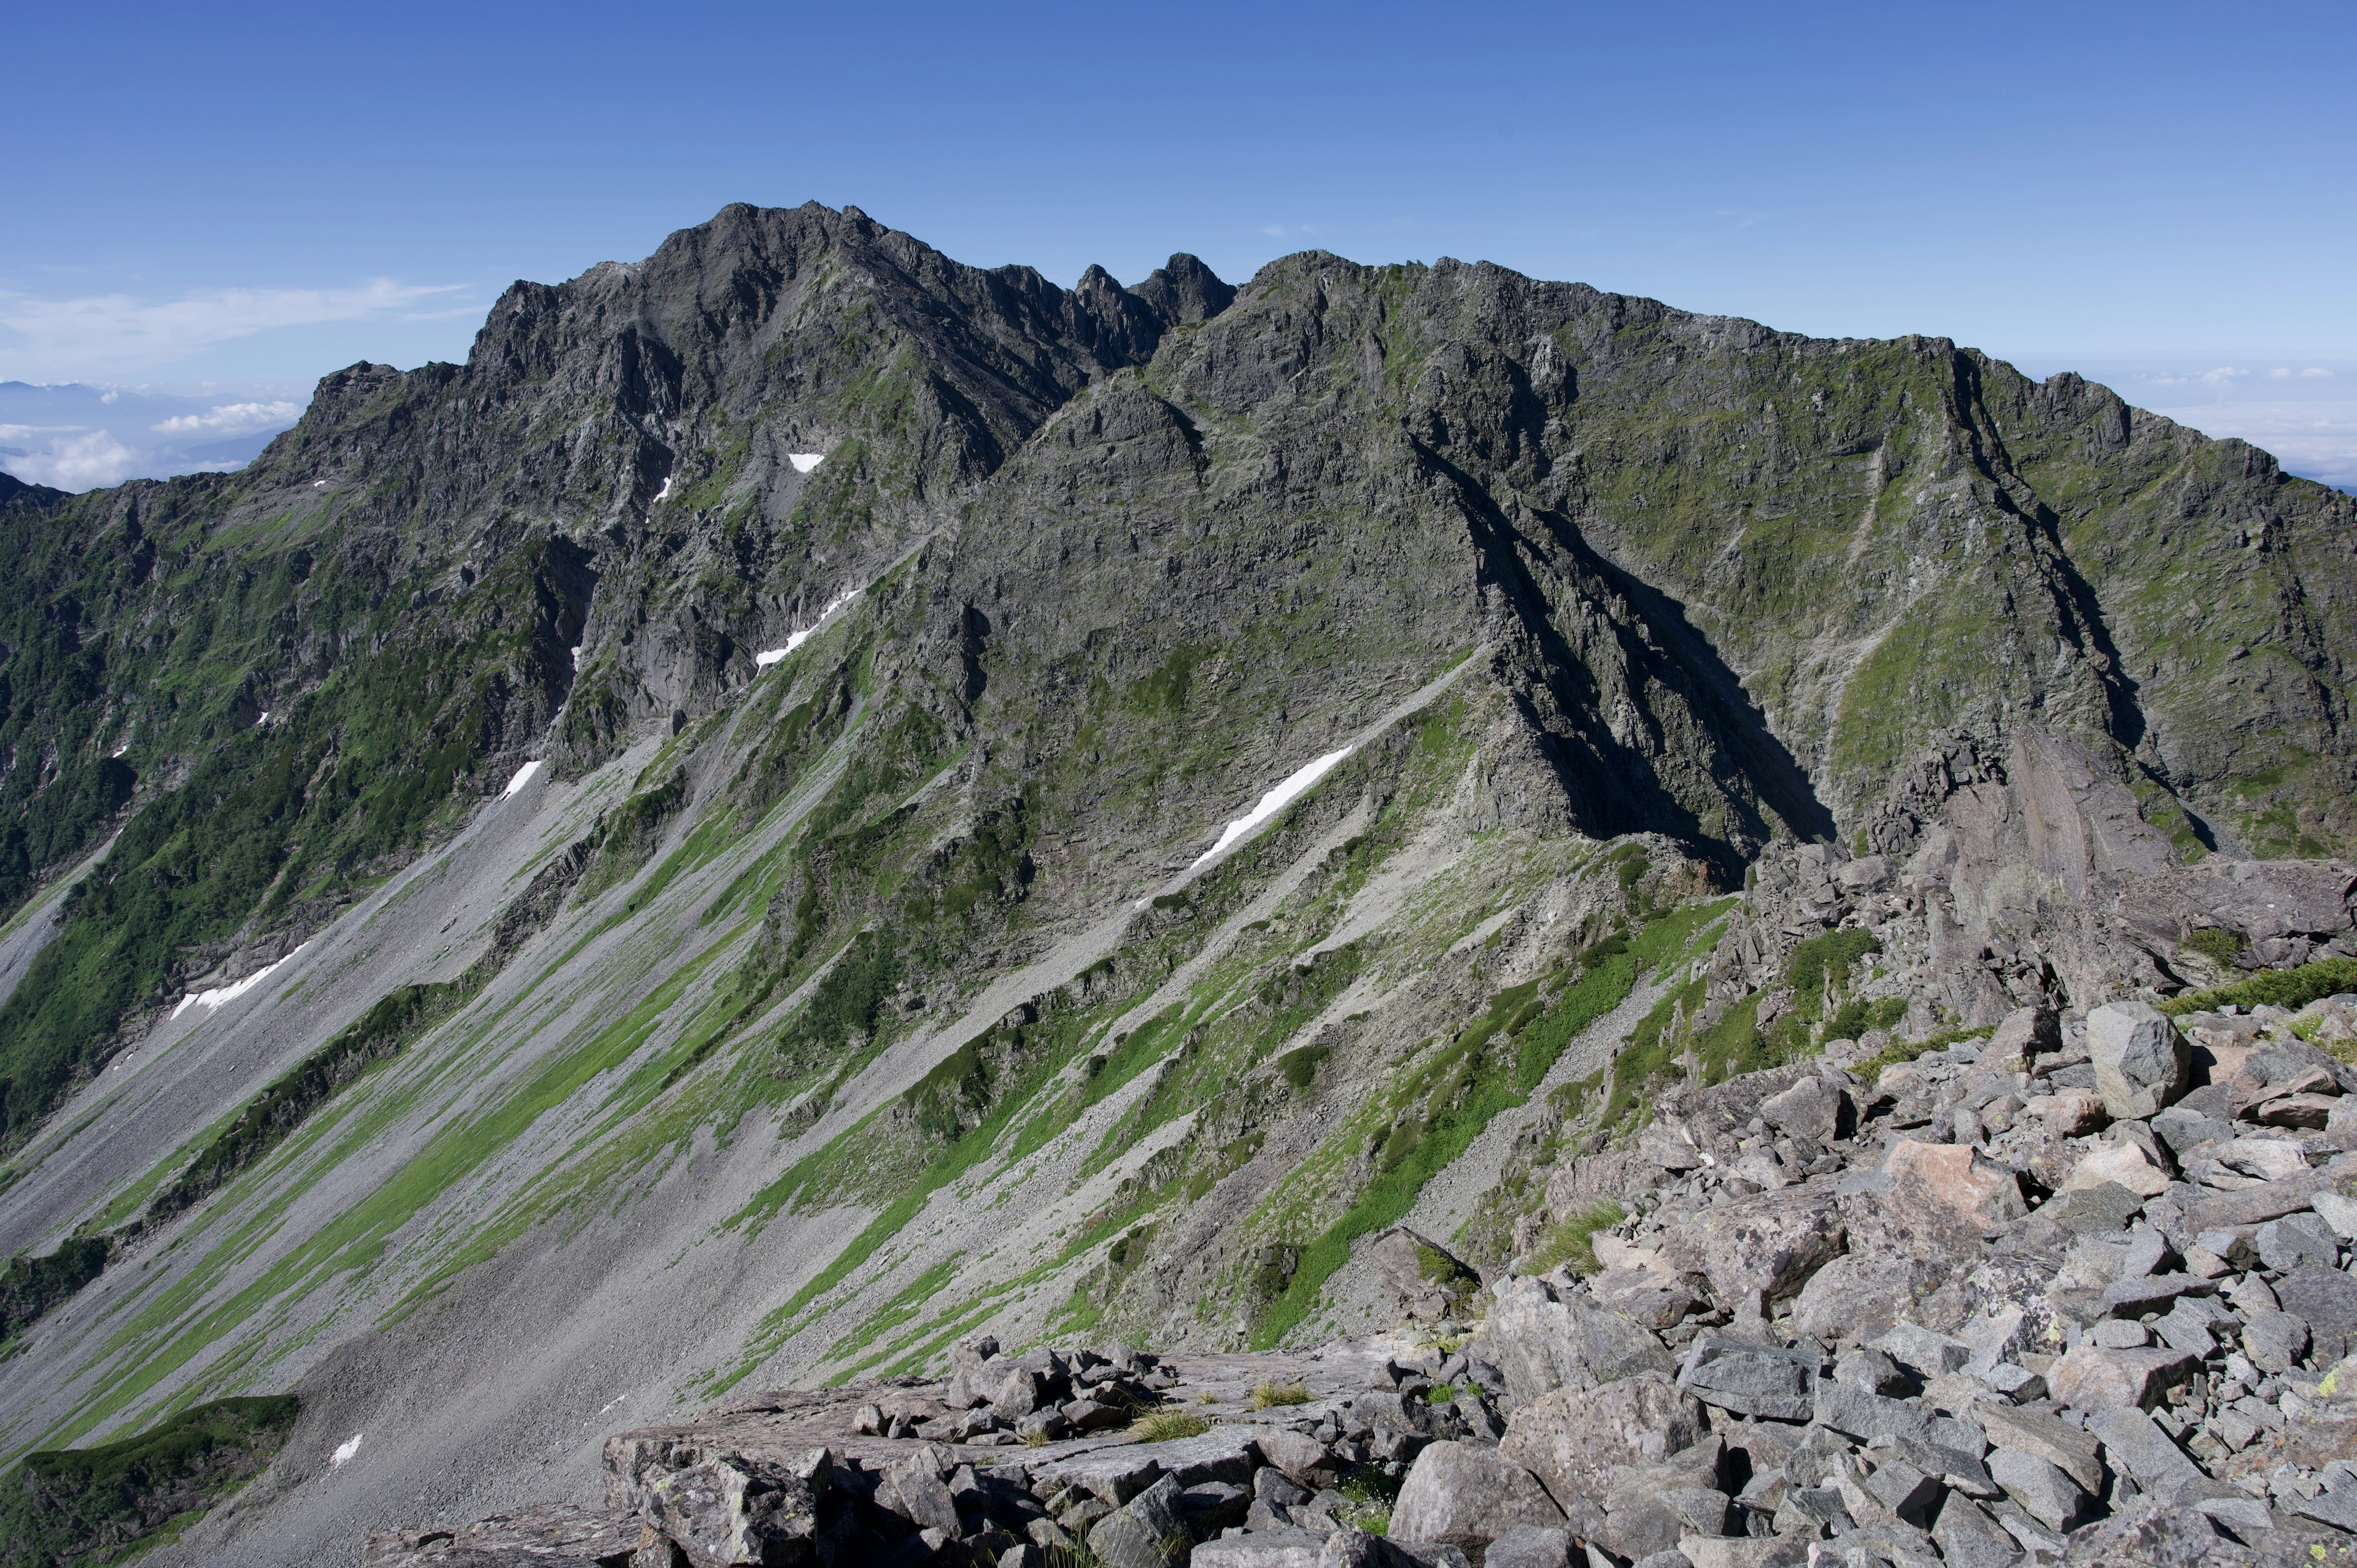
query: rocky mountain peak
1 204 2355 1568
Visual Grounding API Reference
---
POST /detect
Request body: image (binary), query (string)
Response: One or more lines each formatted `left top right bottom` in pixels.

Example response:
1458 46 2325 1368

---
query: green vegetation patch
0 1395 297 1568
1523 1198 1625 1276
2161 956 2357 1018
0 1235 110 1347
1250 935 1647 1348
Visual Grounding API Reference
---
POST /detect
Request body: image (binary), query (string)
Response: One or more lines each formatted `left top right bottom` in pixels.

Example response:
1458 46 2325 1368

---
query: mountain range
0 201 2352 1567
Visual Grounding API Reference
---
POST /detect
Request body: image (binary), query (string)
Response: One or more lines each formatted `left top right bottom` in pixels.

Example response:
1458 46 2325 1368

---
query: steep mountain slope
0 203 2350 1566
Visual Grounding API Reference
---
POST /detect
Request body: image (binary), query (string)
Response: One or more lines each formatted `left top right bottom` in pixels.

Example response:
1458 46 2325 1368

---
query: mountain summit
0 203 2351 1566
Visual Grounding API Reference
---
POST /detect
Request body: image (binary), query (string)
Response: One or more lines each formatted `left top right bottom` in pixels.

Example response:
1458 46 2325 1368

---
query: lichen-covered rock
1501 1372 1706 1509
2088 1002 2193 1119
1468 1278 1674 1404
1390 1442 1565 1554
1660 1186 1846 1305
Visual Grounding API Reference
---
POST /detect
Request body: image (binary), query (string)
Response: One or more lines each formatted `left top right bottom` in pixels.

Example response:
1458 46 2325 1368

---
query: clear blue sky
6 1 2353 484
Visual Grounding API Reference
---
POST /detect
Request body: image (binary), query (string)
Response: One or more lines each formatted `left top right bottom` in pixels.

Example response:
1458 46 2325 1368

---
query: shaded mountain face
0 203 2353 1564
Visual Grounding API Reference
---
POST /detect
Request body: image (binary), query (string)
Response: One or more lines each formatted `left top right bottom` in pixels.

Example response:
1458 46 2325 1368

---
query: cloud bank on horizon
0 279 466 383
0 382 307 490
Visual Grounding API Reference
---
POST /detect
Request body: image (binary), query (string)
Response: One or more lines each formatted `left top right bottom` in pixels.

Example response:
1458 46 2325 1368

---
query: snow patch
330 1432 362 1469
312 480 327 488
754 587 862 670
501 760 543 799
255 711 269 726
569 646 581 670
171 941 310 1021
1191 749 1355 867
112 744 128 758
788 453 824 473
653 474 673 503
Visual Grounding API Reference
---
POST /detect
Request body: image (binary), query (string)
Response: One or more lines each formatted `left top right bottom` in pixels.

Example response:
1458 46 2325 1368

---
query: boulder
1320 1527 1469 1568
2029 1091 2110 1136
1088 1474 1191 1568
2045 1343 2199 1412
2278 1262 2357 1363
1257 1430 1341 1491
1675 1334 1819 1421
1502 1372 1707 1509
2054 1495 2231 1566
2082 1408 2207 1498
1884 1140 2027 1223
1390 1442 1566 1556
1469 1277 1674 1404
1179 1481 1252 1535
882 1450 963 1535
993 1367 1050 1420
2060 1141 2169 1199
944 1335 1004 1408
1987 1448 2091 1532
2243 1307 2310 1374
1481 1524 1576 1568
2257 1213 2339 1273
1790 1252 1956 1344
1660 1187 1846 1305
1972 1405 2105 1493
644 1451 833 1567
1985 1007 2061 1069
1371 1227 1481 1324
1193 1532 1328 1568
2086 1001 2191 1119
1812 1383 1992 1492
1759 1076 1847 1143
1927 1494 2022 1568
1677 1537 1808 1568
1596 1457 1732 1558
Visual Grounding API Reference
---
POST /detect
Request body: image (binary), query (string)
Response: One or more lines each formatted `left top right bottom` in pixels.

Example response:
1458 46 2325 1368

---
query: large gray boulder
1501 1371 1707 1509
1469 1276 1674 1404
1089 1473 1192 1568
1482 1524 1577 1568
1390 1442 1566 1556
638 1449 832 1568
1193 1532 1328 1568
1661 1186 1846 1305
1371 1227 1482 1324
2277 1262 2357 1363
1676 1334 1819 1420
2086 1001 2191 1119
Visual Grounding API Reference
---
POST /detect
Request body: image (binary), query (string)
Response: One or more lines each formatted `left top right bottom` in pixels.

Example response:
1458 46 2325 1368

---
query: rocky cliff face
0 204 2352 1567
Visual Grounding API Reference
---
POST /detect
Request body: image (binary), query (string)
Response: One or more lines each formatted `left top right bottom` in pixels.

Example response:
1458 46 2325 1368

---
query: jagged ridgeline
0 202 2350 1566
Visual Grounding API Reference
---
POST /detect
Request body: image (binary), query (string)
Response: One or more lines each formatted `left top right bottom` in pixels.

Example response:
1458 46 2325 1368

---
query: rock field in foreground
369 993 2357 1567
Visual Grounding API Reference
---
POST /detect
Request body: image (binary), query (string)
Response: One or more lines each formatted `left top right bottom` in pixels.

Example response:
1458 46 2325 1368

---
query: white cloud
1 428 145 490
2304 368 2335 379
151 400 303 435
0 279 463 379
2146 366 2251 387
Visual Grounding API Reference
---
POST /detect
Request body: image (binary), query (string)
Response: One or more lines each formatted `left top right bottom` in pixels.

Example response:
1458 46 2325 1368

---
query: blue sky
5 1 2352 487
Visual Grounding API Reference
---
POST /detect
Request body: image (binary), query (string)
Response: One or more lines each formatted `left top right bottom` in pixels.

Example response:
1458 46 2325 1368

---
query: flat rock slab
362 1503 640 1567
1029 1427 1263 1500
1193 1530 1329 1568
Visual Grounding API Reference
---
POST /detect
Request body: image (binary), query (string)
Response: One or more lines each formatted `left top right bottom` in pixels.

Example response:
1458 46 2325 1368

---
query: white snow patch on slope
568 646 581 671
788 453 824 473
330 1432 362 1469
653 475 673 503
1192 749 1354 867
501 760 543 799
171 941 309 1021
754 587 862 669
255 711 269 726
